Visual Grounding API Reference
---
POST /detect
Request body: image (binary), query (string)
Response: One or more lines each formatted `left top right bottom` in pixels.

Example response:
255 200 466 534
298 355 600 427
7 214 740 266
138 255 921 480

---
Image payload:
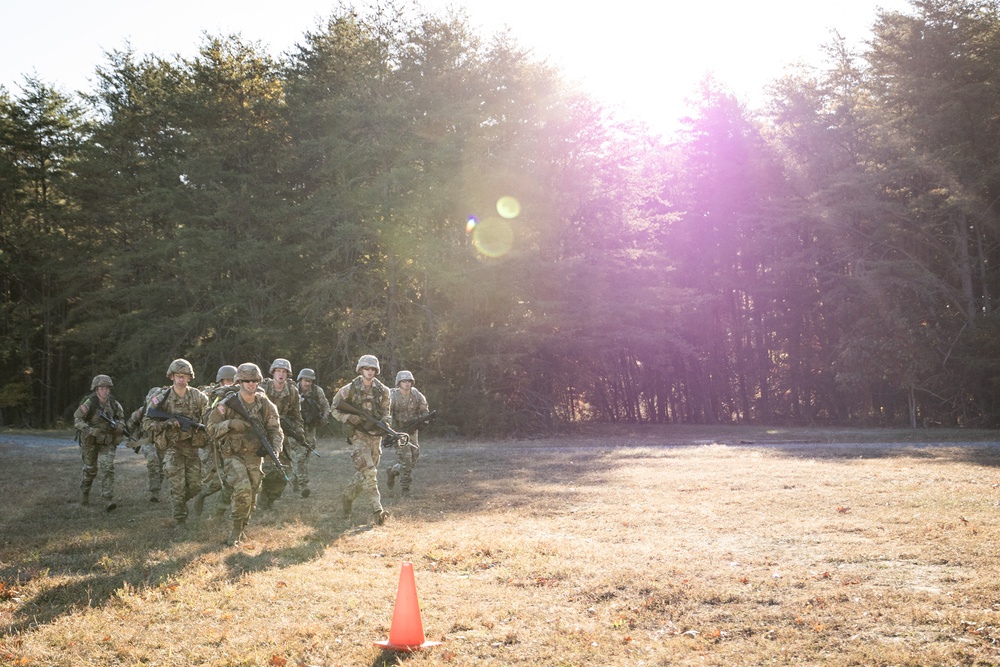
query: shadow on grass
371 648 432 665
0 438 352 639
2 429 997 641
759 442 1000 467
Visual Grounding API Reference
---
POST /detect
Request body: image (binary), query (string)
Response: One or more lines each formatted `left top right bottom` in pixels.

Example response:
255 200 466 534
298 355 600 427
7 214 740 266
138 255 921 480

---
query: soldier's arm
289 386 305 429
263 399 285 456
206 402 231 441
73 404 91 433
317 387 331 417
330 385 363 426
377 383 392 420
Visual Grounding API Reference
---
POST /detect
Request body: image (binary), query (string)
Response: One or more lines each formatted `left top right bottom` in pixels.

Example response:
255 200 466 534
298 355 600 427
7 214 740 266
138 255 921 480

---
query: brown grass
1 426 999 666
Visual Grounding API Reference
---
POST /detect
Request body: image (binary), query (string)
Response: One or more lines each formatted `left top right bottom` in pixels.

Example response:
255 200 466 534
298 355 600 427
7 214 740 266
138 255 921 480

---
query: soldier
258 358 305 508
73 375 126 510
296 367 330 498
206 363 283 546
387 370 430 498
125 386 165 503
192 364 238 517
331 354 391 526
141 359 209 526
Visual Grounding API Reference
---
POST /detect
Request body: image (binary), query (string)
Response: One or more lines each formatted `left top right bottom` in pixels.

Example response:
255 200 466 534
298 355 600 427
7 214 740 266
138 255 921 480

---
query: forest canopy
2 0 999 434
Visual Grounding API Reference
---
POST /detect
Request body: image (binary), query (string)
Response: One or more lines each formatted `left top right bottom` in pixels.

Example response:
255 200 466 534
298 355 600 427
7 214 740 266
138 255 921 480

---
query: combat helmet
216 365 238 383
269 358 292 376
395 370 414 386
90 374 114 390
356 355 380 374
234 363 263 383
297 368 316 381
167 358 195 379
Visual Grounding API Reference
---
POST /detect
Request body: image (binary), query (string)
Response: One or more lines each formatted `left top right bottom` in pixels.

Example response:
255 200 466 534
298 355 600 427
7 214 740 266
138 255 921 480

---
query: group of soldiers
72 354 431 546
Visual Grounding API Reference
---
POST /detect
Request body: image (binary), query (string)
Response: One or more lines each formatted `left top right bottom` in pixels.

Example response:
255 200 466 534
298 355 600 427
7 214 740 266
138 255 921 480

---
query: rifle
223 393 290 482
336 400 409 448
397 410 437 433
99 409 141 453
144 405 207 432
299 394 324 428
279 416 321 458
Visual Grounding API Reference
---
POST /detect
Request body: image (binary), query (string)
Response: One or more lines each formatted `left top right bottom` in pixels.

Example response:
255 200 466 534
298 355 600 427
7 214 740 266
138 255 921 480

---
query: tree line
1 0 998 434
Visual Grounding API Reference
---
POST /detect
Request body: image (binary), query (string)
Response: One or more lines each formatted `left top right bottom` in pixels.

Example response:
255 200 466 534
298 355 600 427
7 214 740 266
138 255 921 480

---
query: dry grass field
1 425 999 666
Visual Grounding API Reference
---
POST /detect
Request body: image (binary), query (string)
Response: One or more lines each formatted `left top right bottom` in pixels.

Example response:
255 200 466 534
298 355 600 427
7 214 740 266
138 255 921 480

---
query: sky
0 0 914 136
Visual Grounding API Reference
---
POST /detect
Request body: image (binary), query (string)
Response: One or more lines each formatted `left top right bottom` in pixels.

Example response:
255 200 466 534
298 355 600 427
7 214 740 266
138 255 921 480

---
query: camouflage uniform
206 362 282 546
259 359 304 507
73 375 125 509
141 360 209 524
296 368 330 497
332 355 391 525
388 373 429 497
192 365 239 517
127 386 166 503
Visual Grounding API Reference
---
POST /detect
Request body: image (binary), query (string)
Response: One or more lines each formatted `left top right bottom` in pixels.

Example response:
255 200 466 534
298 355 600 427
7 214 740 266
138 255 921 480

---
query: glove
114 422 125 436
227 419 248 433
346 415 363 427
166 418 181 430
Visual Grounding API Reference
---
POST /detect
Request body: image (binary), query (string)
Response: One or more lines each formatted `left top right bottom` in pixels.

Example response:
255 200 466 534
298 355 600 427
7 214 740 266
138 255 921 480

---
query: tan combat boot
226 520 246 547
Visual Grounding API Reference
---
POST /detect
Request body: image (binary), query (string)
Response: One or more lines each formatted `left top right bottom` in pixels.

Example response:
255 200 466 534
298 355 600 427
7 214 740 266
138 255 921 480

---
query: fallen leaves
0 581 19 600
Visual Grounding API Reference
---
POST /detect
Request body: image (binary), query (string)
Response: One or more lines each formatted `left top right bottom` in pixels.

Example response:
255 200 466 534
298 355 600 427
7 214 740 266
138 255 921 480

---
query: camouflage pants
163 447 202 522
141 443 164 495
260 440 291 503
343 432 382 512
223 452 263 523
80 440 116 499
198 441 227 496
389 432 419 493
289 431 315 491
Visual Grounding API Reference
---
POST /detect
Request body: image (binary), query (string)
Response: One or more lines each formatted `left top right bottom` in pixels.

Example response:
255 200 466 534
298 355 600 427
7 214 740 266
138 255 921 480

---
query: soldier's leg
386 441 400 490
365 436 387 524
80 442 98 505
258 447 289 509
223 455 253 546
163 449 188 523
258 467 277 509
193 445 216 517
98 446 116 498
340 443 367 518
398 442 415 496
291 439 312 497
213 481 233 518
97 445 117 510
142 443 162 502
184 451 202 502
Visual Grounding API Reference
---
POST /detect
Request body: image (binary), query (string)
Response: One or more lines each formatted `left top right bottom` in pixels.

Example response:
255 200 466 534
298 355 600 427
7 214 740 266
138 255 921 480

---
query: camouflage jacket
390 387 429 429
299 385 331 428
331 376 391 436
73 393 125 446
141 386 209 451
262 378 304 442
206 390 283 458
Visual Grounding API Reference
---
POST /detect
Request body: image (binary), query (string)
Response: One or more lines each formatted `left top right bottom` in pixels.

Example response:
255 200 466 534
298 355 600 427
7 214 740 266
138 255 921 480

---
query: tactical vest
346 376 389 420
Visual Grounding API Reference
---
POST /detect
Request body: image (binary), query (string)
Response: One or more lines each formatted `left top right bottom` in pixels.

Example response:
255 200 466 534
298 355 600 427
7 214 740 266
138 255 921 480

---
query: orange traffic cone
373 561 441 652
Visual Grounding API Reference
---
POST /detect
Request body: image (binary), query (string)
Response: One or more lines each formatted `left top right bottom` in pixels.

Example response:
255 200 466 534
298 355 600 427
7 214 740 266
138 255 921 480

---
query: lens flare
496 196 521 219
472 217 513 257
466 216 478 233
